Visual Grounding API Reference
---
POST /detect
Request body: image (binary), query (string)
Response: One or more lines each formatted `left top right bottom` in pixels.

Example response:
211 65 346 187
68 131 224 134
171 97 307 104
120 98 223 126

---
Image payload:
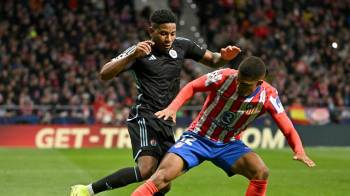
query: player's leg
70 117 162 196
87 159 148 194
231 151 269 180
90 153 160 194
230 152 269 196
152 153 185 189
137 154 159 179
70 160 146 196
132 131 208 196
132 153 186 196
210 140 268 196
92 117 175 196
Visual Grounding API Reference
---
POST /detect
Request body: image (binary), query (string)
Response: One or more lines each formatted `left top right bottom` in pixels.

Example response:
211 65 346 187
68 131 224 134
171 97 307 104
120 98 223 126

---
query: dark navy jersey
113 37 206 121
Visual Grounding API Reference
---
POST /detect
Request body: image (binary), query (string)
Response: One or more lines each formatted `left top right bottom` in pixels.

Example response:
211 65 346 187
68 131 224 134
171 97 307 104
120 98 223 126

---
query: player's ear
148 25 156 35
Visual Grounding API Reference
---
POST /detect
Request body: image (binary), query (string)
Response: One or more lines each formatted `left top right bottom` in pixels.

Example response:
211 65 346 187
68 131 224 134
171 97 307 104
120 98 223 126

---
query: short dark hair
150 9 177 25
238 56 266 80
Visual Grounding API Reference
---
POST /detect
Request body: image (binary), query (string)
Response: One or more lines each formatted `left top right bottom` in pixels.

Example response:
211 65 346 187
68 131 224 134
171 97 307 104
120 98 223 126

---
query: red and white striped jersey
168 68 304 153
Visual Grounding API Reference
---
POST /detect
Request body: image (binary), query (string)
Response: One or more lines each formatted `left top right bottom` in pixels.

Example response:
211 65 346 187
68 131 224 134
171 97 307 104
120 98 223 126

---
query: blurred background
0 0 349 143
0 1 349 195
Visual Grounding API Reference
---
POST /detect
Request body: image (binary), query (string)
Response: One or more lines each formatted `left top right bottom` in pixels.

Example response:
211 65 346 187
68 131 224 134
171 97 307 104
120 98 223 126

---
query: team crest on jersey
245 104 254 110
150 139 157 146
169 49 177 58
205 70 223 86
244 103 257 115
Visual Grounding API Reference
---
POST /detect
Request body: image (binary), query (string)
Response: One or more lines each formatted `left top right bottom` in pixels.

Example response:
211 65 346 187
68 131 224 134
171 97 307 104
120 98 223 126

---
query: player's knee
138 163 157 180
253 165 269 180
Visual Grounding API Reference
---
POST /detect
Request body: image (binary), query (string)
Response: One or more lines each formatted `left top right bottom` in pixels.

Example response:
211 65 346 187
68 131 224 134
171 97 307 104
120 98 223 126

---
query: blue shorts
168 131 252 177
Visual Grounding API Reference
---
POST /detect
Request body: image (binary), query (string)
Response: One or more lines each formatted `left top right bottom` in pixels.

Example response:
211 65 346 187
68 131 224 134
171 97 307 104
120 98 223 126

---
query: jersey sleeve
266 89 305 154
178 37 206 61
168 69 232 110
110 45 137 71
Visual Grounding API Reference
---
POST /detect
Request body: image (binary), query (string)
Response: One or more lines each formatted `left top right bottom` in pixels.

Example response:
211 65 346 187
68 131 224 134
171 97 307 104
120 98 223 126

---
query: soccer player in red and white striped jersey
132 56 315 196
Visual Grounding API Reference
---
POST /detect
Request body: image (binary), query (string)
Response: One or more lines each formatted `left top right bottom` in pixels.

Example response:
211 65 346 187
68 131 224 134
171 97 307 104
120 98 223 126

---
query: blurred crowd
0 0 202 125
195 0 350 122
0 0 349 125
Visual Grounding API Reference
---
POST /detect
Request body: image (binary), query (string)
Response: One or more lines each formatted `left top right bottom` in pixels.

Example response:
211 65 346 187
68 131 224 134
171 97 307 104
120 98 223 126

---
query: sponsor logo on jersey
148 54 157 60
219 111 237 126
269 96 284 113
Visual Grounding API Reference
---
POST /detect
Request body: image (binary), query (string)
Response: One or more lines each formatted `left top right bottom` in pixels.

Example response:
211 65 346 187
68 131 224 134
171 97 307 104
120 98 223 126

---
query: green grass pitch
1 147 349 196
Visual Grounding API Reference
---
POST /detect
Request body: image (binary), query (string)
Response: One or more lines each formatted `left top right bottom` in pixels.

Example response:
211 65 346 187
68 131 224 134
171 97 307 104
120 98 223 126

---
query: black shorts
127 115 175 162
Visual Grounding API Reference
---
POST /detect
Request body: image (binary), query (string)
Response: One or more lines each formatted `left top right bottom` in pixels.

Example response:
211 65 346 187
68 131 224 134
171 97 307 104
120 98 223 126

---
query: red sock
132 180 159 196
245 180 268 196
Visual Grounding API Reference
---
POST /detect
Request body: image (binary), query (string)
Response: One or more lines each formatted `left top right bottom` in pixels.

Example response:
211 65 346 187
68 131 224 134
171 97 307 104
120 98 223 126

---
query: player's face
149 23 176 52
237 74 262 97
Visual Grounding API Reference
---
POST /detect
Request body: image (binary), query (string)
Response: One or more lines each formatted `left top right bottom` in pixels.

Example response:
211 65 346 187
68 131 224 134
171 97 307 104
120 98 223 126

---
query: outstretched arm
269 99 316 167
100 40 154 80
272 113 315 166
200 46 241 68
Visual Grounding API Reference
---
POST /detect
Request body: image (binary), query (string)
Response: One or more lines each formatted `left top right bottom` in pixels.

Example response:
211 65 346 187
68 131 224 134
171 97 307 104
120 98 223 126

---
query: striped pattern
193 75 236 135
112 45 137 61
134 166 140 182
133 117 148 161
189 71 270 143
137 118 148 147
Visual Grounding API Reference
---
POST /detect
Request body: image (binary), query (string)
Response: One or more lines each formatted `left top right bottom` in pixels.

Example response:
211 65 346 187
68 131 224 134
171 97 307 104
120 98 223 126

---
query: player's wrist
167 106 178 112
129 51 139 59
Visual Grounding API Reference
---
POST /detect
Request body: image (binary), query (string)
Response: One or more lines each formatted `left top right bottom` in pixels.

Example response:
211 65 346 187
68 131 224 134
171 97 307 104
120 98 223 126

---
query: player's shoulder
174 37 194 46
261 81 278 97
175 37 192 42
205 68 237 83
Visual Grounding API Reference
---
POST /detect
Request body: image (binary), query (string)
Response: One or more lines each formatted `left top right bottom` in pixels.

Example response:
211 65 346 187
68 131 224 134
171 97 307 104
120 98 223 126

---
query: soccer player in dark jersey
70 9 241 196
132 56 316 196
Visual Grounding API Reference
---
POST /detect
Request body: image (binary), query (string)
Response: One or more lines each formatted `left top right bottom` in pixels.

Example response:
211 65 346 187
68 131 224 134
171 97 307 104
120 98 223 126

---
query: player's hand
155 108 177 123
132 40 155 58
293 153 316 167
220 46 241 61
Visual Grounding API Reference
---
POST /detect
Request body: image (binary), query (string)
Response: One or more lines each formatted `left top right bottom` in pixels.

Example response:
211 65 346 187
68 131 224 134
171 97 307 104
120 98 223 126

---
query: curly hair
150 9 177 25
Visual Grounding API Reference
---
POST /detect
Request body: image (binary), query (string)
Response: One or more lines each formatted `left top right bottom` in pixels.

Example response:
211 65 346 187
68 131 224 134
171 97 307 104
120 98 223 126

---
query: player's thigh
230 151 269 180
127 118 145 157
127 117 171 161
151 153 185 183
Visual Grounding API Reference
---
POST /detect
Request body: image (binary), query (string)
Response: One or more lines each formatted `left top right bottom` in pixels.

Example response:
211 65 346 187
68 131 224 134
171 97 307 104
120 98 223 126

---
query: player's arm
155 69 227 122
268 96 316 167
199 46 241 68
100 40 154 81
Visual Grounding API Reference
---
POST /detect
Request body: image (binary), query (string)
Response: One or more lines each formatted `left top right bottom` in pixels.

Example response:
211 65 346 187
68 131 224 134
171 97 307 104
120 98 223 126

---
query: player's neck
240 86 261 98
